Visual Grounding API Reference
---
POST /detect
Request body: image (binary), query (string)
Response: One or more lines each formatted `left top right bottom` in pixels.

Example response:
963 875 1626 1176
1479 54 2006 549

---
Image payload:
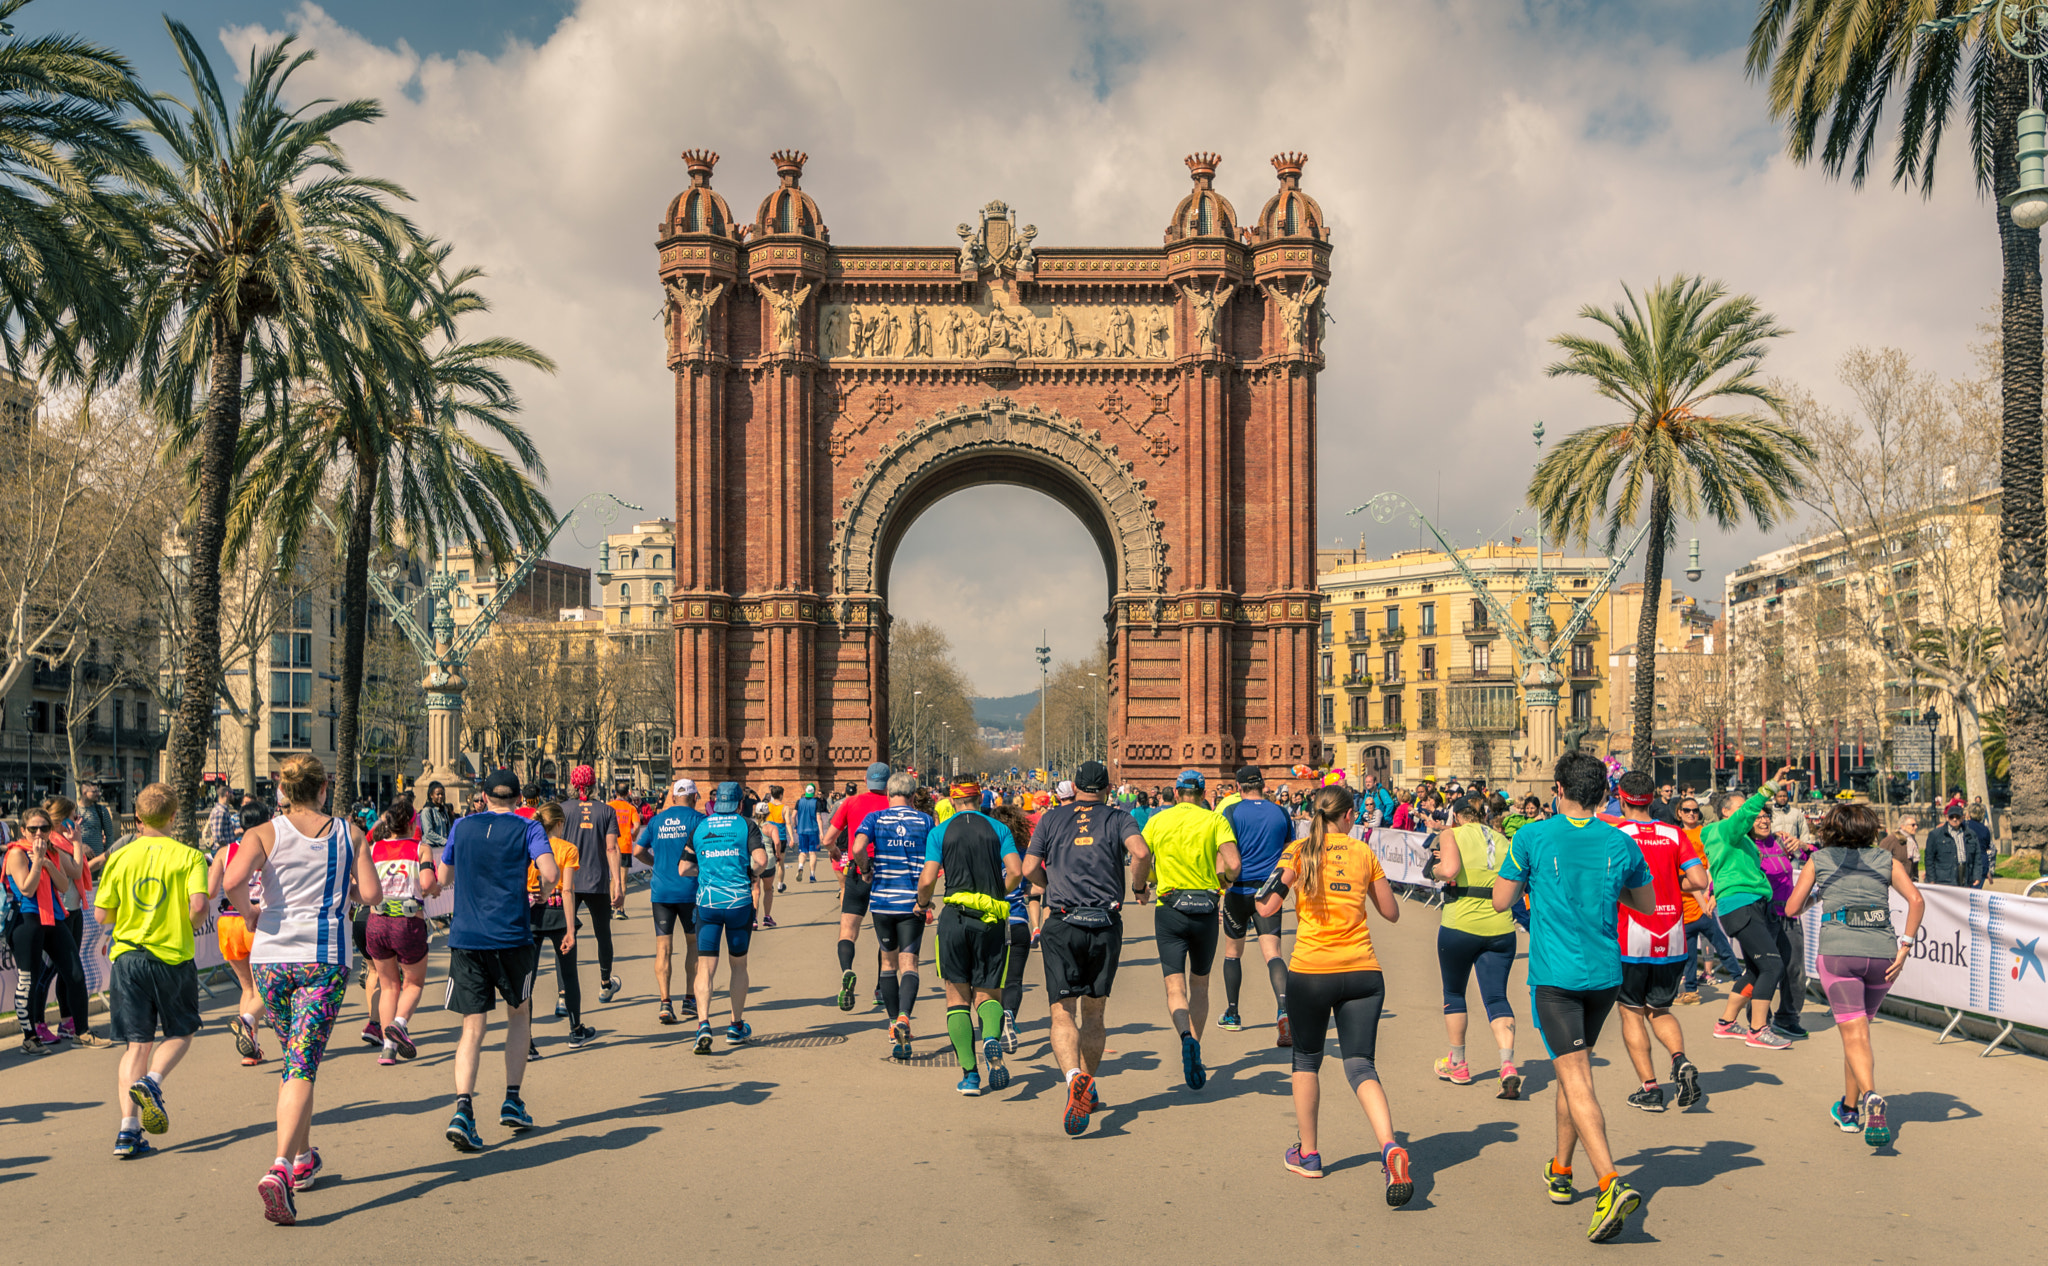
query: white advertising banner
1801 884 2048 1030
1368 827 1438 888
2 904 226 1018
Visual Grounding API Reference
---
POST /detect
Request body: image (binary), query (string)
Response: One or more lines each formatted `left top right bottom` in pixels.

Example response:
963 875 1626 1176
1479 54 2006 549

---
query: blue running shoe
1182 1033 1207 1091
1062 1073 1094 1136
1829 1098 1861 1133
982 1036 1009 1092
501 1096 533 1133
113 1129 153 1159
128 1078 168 1135
1284 1144 1322 1178
1217 1006 1244 1032
890 1017 912 1062
693 1023 715 1055
289 1146 322 1191
1862 1092 1890 1148
727 1021 752 1045
258 1164 297 1226
446 1108 483 1153
956 1068 982 1097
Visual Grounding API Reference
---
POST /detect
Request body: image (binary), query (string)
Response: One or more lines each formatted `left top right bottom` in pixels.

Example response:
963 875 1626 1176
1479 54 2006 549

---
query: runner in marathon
93 785 208 1159
1218 765 1294 1045
637 779 705 1025
918 774 1023 1095
824 762 891 1010
1493 750 1654 1242
1605 772 1709 1112
205 802 274 1065
1429 793 1521 1098
684 781 772 1053
792 784 823 884
1784 802 1924 1148
221 755 381 1224
1024 760 1150 1136
755 787 786 926
607 784 642 920
986 801 1038 1051
441 768 557 1154
1701 768 1801 1051
851 772 934 1060
366 794 442 1066
1142 770 1241 1090
560 766 623 1004
529 803 595 1050
1256 785 1413 1204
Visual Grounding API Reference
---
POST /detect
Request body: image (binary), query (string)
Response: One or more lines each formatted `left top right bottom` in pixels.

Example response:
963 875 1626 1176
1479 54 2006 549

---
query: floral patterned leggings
254 963 352 1082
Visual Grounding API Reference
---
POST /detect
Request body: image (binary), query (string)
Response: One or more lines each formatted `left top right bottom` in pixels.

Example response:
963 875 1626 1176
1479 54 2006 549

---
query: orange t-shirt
1278 832 1387 974
609 799 642 854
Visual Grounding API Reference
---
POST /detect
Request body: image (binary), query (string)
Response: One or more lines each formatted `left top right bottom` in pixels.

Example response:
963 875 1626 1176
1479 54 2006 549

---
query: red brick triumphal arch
656 149 1330 790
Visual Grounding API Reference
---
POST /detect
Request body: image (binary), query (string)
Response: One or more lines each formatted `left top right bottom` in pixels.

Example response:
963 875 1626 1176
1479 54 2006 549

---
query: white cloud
223 0 1997 693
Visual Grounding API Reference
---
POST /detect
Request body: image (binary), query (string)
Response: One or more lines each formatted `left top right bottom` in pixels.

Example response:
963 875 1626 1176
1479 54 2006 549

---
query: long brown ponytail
1296 784 1355 900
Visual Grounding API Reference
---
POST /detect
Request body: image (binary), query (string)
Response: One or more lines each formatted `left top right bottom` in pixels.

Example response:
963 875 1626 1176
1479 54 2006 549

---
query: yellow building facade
1316 544 1618 787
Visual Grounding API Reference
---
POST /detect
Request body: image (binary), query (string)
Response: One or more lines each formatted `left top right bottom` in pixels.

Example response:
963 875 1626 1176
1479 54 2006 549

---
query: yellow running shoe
1587 1179 1642 1243
1543 1159 1574 1204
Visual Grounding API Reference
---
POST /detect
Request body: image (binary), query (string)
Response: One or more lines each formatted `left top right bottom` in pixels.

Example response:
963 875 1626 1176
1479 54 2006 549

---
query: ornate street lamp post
1923 2 2048 226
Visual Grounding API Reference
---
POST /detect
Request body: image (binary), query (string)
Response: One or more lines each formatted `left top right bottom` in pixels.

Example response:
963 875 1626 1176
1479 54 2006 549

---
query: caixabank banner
1801 885 2048 1029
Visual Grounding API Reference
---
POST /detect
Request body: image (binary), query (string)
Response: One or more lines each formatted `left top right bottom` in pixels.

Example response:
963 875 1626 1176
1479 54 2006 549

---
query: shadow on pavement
176 1094 451 1155
0 1101 94 1124
1696 1062 1782 1094
1884 1090 1981 1141
1620 1139 1763 1189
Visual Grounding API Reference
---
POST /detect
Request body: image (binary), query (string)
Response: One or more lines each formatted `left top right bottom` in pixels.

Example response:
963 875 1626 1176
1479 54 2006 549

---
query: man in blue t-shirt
853 771 935 1060
441 767 558 1152
681 781 768 1054
792 785 823 884
1218 765 1294 1038
635 778 706 1026
1493 750 1655 1244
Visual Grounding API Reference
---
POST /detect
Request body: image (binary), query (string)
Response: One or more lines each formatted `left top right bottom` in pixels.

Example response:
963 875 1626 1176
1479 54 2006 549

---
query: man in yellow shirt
93 783 209 1159
1141 769 1241 1091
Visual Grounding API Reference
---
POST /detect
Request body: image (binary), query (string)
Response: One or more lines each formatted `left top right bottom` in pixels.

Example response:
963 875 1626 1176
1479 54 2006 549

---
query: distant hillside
971 692 1038 729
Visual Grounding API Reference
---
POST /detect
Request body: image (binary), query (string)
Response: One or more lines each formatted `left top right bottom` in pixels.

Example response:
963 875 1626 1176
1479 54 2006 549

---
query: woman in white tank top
221 755 378 1227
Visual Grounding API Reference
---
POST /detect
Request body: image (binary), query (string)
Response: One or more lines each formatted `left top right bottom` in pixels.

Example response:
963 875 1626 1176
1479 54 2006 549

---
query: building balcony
1377 675 1405 690
1342 673 1374 693
1570 621 1600 641
1417 625 1440 639
1447 667 1506 683
1345 724 1406 740
1344 631 1372 647
1462 621 1499 639
1569 663 1601 680
31 665 70 689
1379 627 1406 645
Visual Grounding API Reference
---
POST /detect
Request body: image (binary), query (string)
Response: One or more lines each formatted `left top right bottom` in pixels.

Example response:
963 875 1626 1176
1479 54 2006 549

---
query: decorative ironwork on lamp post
1921 1 2048 226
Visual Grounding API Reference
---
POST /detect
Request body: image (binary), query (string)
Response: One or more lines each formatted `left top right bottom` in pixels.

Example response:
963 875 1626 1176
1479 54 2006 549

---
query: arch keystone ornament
658 150 1329 787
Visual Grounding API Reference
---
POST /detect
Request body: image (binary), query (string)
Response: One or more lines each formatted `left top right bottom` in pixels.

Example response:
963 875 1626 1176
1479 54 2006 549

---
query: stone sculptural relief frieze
819 295 1174 362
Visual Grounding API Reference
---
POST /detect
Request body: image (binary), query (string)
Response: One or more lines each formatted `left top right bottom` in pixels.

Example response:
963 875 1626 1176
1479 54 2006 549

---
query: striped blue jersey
857 806 934 914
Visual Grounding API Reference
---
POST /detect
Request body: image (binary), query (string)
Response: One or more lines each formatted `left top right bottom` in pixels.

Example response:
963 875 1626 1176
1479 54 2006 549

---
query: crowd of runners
20 742 1935 1242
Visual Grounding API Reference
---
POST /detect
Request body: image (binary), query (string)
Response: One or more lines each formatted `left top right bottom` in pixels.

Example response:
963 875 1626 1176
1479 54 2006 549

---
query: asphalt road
6 878 2043 1263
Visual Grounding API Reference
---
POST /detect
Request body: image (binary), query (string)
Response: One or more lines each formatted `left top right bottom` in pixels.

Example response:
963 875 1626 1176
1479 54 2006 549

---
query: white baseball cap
1055 780 1077 801
671 778 698 799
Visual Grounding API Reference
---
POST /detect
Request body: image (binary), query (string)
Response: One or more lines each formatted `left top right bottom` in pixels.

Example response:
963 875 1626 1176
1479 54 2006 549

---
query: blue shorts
696 905 755 957
797 832 820 855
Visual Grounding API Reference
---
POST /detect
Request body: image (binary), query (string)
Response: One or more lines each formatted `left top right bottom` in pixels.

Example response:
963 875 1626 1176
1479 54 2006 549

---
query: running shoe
1711 1018 1750 1041
1062 1073 1095 1136
113 1129 153 1160
1673 1059 1702 1109
447 1107 483 1152
1030 928 1041 947
776 882 787 893
555 1001 569 1019
1626 1084 1666 1113
379 1048 398 1067
762 916 777 929
290 1147 323 1191
1772 1016 1809 1039
1829 1098 1861 1133
387 1023 417 1061
18 1034 48 1056
1275 1014 1292 1048
1586 1179 1642 1243
1543 1159 1574 1204
678 996 698 1021
1217 1006 1244 1032
360 1019 383 1047
727 1021 752 1045
1001 1010 1019 1054
836 970 858 1011
1498 1062 1523 1101
599 976 622 1004
501 1095 533 1132
956 1069 983 1097
658 1000 678 1026
35 1023 63 1045
614 907 628 920
568 1024 598 1050
230 1015 260 1061
872 985 884 1010
1181 1033 1206 1091
70 1029 111 1049
528 1042 543 1061
1861 1092 1890 1148
983 1036 1011 1092
693 1023 715 1055
890 1017 912 1062
129 1077 169 1135
1434 1056 1473 1086
1283 1144 1323 1179
1745 1026 1792 1052
1383 1146 1415 1208
258 1164 297 1226
1673 991 1702 1006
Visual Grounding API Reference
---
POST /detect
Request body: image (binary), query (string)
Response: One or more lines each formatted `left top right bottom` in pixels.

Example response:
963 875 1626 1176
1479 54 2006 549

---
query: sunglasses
23 823 50 834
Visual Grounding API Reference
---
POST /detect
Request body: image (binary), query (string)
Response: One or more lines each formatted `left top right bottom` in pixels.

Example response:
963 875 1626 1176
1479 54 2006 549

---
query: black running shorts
840 870 872 917
1155 903 1220 977
1617 961 1684 1012
1039 912 1122 1000
651 901 696 939
1221 890 1282 940
108 950 201 1042
1532 983 1619 1058
448 944 540 1016
872 910 926 956
936 907 1008 989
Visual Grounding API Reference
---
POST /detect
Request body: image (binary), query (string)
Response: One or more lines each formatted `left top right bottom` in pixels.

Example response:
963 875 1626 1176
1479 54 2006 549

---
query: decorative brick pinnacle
1271 152 1307 179
1185 152 1221 184
771 149 809 184
681 149 718 184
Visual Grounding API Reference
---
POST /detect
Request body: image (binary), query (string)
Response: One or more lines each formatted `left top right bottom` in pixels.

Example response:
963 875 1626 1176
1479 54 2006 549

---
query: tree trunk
335 448 377 813
242 686 263 796
168 329 246 844
1992 53 2048 869
1630 487 1669 774
1954 696 1991 817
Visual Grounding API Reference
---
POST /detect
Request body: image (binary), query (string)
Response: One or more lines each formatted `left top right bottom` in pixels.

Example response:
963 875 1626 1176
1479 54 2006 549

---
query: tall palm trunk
1991 55 2048 865
1630 485 1669 775
336 449 376 809
169 327 246 843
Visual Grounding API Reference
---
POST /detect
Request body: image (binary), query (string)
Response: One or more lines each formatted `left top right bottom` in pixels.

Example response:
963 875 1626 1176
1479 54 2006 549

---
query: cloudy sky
36 1 2001 695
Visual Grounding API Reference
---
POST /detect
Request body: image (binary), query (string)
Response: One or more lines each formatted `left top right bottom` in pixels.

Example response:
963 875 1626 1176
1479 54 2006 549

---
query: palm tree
1530 275 1815 774
0 0 148 371
1747 1 2047 857
120 21 418 841
230 240 555 803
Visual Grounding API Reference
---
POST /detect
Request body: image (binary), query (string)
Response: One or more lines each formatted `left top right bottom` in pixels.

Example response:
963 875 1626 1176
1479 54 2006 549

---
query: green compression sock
975 998 1004 1043
947 1006 976 1071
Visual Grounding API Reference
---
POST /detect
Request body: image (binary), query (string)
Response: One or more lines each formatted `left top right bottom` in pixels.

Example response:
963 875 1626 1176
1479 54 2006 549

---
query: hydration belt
1446 885 1496 902
377 898 424 918
1821 904 1891 929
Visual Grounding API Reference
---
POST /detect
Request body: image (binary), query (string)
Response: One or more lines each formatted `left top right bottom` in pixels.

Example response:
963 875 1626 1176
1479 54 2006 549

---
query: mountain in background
971 692 1038 729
